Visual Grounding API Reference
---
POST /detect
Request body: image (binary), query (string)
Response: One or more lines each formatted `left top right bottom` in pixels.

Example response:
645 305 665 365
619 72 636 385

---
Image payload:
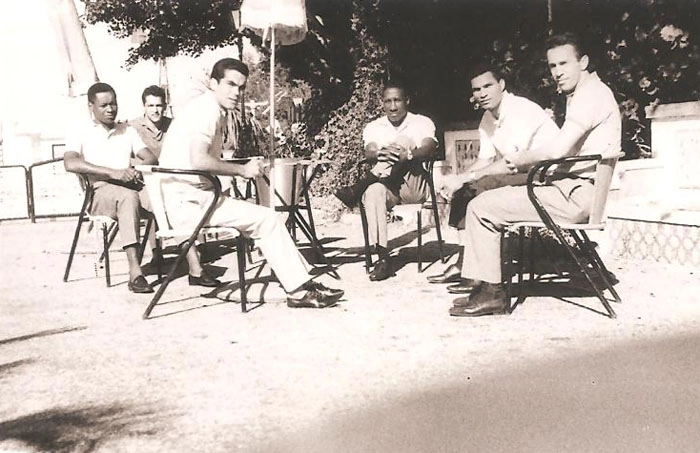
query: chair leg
64 213 86 282
416 210 422 272
577 231 622 303
143 236 196 319
155 237 163 284
99 223 119 263
553 228 617 318
102 222 111 287
359 201 372 273
501 231 512 313
137 217 153 264
237 236 248 313
431 200 445 263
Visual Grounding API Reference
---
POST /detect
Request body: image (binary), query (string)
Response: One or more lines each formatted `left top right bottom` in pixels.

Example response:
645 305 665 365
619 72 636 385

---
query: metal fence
0 157 82 222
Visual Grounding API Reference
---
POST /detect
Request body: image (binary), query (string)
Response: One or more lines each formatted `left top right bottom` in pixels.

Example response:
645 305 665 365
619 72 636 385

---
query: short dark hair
467 62 504 84
382 80 408 99
545 32 584 59
87 82 115 103
210 58 249 81
141 85 166 104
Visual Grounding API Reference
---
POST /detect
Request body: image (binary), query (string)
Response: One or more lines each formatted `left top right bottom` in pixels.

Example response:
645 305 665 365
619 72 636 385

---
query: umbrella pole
269 26 276 207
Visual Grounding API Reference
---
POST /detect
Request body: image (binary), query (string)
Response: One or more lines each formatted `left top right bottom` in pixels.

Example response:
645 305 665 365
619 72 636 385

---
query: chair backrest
136 165 172 231
589 152 624 225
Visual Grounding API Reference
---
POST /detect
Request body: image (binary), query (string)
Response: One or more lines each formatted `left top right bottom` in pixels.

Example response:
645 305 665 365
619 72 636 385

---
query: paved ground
1 211 700 452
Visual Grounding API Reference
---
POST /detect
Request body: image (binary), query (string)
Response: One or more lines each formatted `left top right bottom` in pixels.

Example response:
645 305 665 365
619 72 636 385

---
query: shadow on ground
0 404 165 453
260 333 700 453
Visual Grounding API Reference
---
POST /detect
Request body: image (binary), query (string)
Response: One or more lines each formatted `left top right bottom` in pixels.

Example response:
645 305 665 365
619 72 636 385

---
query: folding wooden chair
357 157 445 273
136 165 251 319
503 152 624 318
63 173 152 287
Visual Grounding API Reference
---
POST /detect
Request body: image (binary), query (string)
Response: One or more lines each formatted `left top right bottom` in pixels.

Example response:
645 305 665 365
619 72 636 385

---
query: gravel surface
1 213 699 452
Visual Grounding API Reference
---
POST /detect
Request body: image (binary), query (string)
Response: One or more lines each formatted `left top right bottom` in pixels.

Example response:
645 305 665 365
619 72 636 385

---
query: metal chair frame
503 153 624 318
357 157 445 273
136 166 251 319
63 173 152 287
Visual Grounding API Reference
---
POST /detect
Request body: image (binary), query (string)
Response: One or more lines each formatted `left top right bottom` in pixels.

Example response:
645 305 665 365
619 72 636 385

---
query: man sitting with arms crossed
335 81 439 281
448 32 621 317
64 82 218 293
158 58 344 308
430 63 559 294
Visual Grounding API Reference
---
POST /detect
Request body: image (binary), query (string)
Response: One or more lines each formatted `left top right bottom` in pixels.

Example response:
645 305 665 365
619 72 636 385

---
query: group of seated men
334 32 621 317
64 31 620 318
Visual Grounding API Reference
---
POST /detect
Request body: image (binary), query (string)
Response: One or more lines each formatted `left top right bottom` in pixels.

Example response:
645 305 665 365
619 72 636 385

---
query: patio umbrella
240 0 307 159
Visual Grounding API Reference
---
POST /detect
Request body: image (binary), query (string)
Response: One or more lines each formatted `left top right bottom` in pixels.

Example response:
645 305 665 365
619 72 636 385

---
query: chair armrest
525 154 602 227
135 165 223 242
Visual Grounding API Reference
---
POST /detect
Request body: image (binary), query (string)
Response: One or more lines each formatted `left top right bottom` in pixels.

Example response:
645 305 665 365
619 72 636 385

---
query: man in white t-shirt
159 58 344 309
335 82 439 281
428 64 559 293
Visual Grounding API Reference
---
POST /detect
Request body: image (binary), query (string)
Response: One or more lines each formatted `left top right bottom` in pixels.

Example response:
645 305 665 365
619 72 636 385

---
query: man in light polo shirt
129 85 172 159
428 63 559 293
335 82 439 281
64 83 217 294
158 58 344 309
449 32 621 317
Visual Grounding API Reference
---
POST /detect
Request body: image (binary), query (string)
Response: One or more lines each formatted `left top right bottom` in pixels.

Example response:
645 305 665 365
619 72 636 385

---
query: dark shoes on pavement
450 282 510 317
287 282 344 308
369 258 395 281
128 275 154 294
447 278 480 294
426 264 463 284
188 270 222 288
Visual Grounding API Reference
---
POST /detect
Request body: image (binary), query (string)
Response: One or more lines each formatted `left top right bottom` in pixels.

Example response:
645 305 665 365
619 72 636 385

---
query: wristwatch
406 149 414 161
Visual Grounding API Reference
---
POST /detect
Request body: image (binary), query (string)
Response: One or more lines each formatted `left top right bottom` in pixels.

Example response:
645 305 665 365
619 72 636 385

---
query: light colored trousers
461 178 594 283
91 182 150 249
163 183 311 292
361 172 427 248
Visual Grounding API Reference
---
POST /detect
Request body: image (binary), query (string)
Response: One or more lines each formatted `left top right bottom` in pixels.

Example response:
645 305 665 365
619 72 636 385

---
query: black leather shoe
369 258 395 281
334 185 360 209
287 288 342 308
426 264 462 284
128 275 154 294
447 278 480 294
188 271 222 288
303 281 345 299
449 282 510 317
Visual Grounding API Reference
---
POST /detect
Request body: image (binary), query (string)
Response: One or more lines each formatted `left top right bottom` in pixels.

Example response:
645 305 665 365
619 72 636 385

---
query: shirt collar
568 71 599 99
381 111 416 131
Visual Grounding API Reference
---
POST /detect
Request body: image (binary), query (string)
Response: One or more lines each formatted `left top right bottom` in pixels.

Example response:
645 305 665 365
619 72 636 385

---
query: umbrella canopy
240 0 307 46
240 0 307 161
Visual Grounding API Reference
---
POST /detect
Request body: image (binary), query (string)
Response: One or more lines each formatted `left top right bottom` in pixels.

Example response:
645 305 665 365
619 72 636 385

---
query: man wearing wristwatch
429 63 559 293
335 81 439 281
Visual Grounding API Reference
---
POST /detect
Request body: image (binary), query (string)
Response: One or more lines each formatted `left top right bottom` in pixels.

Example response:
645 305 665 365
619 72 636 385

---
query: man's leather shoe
287 288 342 308
334 185 360 209
128 275 154 294
426 264 462 284
303 281 345 299
449 282 510 317
369 258 395 281
188 270 222 288
447 278 480 294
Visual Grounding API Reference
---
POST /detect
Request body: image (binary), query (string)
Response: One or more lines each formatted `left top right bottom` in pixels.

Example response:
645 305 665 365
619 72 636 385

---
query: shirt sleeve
127 126 148 154
476 118 496 160
565 85 602 132
362 121 378 147
63 125 84 156
414 116 438 145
